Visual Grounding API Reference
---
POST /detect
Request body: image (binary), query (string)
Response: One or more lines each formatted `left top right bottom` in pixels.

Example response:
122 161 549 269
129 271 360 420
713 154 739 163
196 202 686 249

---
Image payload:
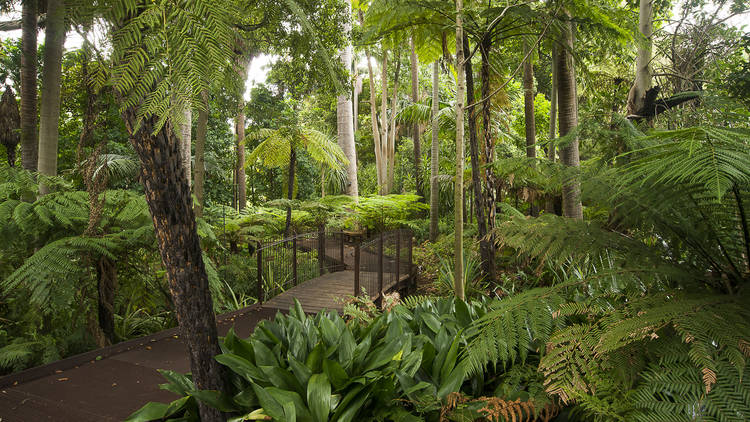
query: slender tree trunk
556 13 583 219
37 0 65 195
523 40 538 217
627 0 654 117
480 38 497 267
387 49 401 193
20 0 37 172
235 59 249 211
464 36 494 282
337 0 358 198
546 46 558 214
123 110 226 422
194 91 208 217
236 105 246 211
354 73 361 132
454 1 465 301
285 148 296 236
179 107 192 187
429 61 440 242
380 50 389 194
360 11 383 193
97 256 117 345
409 37 425 200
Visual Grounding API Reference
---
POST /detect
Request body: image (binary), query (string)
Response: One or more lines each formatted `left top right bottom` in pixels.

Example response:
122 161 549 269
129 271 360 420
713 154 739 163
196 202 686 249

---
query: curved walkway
0 305 279 421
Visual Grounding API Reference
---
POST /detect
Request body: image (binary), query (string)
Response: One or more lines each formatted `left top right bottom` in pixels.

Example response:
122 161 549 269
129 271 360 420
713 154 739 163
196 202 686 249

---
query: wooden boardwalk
262 270 411 313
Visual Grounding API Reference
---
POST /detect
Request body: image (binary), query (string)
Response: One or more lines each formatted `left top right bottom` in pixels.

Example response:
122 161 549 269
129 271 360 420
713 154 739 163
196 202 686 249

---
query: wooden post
339 231 345 271
292 236 298 286
378 232 384 301
257 241 263 303
318 226 325 276
354 243 360 296
395 230 401 290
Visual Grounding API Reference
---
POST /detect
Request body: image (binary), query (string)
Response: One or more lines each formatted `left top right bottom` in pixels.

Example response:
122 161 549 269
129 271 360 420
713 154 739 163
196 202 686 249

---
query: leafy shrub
127 297 555 421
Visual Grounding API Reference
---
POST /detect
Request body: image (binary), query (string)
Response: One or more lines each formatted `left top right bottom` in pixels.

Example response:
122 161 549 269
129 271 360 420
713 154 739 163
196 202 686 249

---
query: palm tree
246 126 348 235
454 0 466 300
36 0 66 195
556 10 583 219
20 0 37 172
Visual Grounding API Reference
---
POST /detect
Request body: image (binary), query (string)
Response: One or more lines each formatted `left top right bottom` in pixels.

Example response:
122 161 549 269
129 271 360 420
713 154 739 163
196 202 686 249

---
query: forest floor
0 305 280 422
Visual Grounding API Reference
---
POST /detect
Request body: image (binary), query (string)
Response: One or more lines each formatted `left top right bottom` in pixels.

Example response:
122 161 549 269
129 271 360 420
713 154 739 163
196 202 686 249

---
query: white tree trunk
365 49 383 189
627 0 654 116
336 0 358 198
37 0 65 195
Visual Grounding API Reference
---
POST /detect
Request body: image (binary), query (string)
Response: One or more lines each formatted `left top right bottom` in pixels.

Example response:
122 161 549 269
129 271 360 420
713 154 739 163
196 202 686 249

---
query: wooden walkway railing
255 228 414 307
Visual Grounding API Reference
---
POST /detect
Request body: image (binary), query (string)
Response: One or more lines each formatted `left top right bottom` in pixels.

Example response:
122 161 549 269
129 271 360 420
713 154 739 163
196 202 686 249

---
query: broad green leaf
307 373 332 422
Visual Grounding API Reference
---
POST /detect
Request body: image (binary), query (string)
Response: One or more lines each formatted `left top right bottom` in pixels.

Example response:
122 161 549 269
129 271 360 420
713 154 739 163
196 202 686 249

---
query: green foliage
349 194 428 231
129 297 554 421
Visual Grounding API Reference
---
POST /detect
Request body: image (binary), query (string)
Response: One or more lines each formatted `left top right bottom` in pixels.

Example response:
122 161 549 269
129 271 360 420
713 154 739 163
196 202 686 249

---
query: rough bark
0 85 20 166
464 36 493 282
480 38 497 265
429 61 440 242
123 110 226 422
37 0 65 194
194 91 208 217
20 0 37 172
556 14 583 219
409 37 425 200
627 0 654 117
97 256 117 345
337 0 358 198
454 1 465 301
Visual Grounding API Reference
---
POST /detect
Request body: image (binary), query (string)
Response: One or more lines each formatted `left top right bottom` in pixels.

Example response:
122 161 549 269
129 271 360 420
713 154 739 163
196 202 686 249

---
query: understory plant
127 297 558 422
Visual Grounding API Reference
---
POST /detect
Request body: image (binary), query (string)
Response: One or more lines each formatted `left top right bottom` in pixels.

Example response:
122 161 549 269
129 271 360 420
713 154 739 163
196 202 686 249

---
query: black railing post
408 231 414 290
378 232 384 301
318 226 325 276
292 236 298 286
339 232 345 271
257 241 263 303
354 243 360 296
395 230 401 290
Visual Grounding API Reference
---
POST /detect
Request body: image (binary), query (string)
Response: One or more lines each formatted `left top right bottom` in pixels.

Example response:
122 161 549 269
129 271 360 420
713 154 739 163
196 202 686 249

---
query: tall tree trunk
556 13 583 219
1 86 20 166
359 8 383 194
37 0 65 195
545 46 558 214
97 256 117 345
409 37 425 200
285 147 296 236
627 0 654 117
20 0 37 172
235 59 249 211
123 110 226 422
235 104 246 211
429 61 440 242
380 50 389 194
523 40 538 217
454 1 465 301
386 49 401 193
194 91 208 217
480 38 497 266
353 73 361 132
464 37 494 283
337 0 358 198
179 107 192 187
